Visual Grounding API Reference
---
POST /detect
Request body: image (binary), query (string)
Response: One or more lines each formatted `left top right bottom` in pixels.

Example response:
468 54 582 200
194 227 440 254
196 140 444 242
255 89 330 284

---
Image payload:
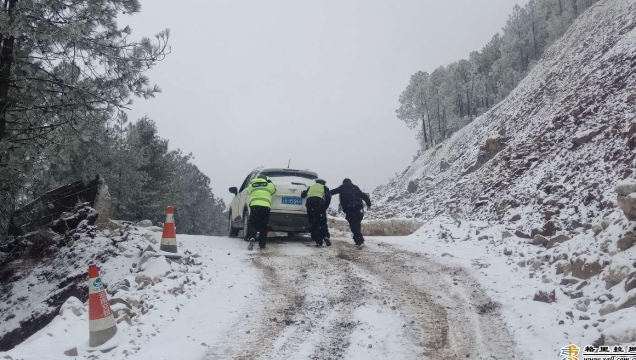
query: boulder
533 290 556 303
625 272 636 292
570 219 584 229
603 266 631 289
407 181 418 194
64 348 79 357
575 298 590 312
617 293 636 311
510 214 521 222
599 303 617 316
616 180 636 197
556 262 572 275
572 128 603 146
617 193 636 221
440 160 450 172
531 234 549 247
592 224 604 235
571 258 605 280
514 230 530 239
137 220 153 227
542 221 557 237
547 235 571 249
617 232 636 251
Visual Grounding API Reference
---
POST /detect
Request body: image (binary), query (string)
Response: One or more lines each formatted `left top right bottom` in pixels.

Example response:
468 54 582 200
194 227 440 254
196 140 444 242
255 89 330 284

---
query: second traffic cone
160 206 178 253
88 265 117 347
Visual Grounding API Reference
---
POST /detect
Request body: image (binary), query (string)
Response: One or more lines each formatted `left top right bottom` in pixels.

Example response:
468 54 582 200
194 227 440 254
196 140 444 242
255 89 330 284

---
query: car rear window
261 171 317 180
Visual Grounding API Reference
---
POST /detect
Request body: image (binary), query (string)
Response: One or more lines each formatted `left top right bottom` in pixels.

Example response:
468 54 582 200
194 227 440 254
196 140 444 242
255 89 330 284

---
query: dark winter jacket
330 181 371 210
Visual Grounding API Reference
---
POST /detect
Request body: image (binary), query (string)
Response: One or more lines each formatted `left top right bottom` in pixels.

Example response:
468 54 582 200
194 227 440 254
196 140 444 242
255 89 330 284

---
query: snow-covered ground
3 218 633 359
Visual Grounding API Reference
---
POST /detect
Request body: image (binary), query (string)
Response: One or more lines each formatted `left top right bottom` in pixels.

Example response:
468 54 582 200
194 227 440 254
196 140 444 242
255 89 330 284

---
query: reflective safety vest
248 178 277 208
307 183 326 200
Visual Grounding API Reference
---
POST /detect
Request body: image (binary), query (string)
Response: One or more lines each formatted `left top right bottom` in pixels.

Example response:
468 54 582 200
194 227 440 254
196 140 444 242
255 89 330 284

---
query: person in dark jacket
330 178 371 248
301 179 332 247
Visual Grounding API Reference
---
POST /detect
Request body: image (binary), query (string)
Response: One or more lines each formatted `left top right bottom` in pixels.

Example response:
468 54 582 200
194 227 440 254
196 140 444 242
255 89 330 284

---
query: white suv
228 168 318 238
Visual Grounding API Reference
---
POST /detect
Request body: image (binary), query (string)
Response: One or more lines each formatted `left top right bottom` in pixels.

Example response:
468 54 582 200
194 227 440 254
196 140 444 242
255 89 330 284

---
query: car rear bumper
268 212 310 232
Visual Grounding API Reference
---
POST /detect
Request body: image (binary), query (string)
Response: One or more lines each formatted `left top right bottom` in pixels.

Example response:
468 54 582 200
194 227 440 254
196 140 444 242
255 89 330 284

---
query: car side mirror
229 187 238 195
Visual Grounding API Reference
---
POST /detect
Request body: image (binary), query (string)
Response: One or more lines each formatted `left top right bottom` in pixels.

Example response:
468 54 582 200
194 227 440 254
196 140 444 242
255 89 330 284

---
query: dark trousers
306 200 329 245
344 204 364 245
248 206 271 248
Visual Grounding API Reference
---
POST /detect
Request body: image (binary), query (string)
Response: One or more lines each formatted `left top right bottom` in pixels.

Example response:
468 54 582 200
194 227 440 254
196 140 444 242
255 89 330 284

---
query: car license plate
282 197 302 205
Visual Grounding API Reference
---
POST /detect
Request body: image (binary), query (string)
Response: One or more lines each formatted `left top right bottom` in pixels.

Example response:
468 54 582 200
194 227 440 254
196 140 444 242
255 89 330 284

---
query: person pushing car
329 178 371 248
246 174 277 250
301 179 332 247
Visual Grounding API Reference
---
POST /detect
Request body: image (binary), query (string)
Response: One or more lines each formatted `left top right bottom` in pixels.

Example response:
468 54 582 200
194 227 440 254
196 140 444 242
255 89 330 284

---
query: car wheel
243 209 251 241
228 212 239 238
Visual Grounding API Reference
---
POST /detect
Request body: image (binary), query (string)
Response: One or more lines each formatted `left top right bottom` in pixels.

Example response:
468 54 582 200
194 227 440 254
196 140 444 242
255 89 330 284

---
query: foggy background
125 0 521 206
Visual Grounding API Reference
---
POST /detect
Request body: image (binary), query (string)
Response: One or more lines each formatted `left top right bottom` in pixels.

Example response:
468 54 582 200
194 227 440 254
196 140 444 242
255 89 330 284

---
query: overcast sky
125 0 521 205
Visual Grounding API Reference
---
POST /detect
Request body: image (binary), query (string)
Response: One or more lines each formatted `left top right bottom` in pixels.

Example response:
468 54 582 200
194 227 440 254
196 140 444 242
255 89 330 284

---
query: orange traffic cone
88 265 117 347
160 206 178 253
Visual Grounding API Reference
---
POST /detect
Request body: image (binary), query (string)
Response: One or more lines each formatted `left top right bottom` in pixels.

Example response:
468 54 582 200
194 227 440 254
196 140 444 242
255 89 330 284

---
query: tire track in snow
203 239 519 360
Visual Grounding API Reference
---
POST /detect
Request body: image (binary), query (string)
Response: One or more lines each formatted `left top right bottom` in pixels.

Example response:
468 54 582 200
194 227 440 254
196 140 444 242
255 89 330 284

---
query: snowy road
0 232 520 360
203 237 516 360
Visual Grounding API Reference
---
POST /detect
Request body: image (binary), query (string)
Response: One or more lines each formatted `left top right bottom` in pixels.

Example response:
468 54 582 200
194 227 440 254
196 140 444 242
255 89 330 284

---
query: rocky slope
371 0 636 344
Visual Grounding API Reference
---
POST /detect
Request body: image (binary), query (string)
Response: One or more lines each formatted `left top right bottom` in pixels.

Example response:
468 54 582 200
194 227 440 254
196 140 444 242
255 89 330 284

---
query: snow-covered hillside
373 0 636 224
371 0 636 347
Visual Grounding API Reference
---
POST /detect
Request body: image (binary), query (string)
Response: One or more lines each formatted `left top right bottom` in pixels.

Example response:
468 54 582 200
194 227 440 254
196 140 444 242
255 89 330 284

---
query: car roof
259 168 318 177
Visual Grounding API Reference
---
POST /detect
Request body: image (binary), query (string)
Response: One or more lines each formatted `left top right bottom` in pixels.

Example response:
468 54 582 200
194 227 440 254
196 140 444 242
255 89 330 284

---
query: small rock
441 253 455 258
576 281 589 291
575 300 589 312
368 344 373 349
64 348 78 357
570 220 584 229
144 245 156 253
547 235 571 249
503 248 513 256
531 235 549 247
510 214 521 222
558 320 564 325
569 291 584 299
625 272 636 292
110 298 133 309
514 230 530 239
579 315 590 321
533 290 556 303
501 231 514 239
440 160 451 171
560 278 580 286
592 224 603 235
407 181 418 194
566 311 573 318
246 330 251 334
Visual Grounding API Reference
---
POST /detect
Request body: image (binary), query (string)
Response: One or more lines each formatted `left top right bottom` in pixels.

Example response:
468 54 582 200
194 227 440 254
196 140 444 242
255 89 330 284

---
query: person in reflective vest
301 179 332 247
247 174 277 250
